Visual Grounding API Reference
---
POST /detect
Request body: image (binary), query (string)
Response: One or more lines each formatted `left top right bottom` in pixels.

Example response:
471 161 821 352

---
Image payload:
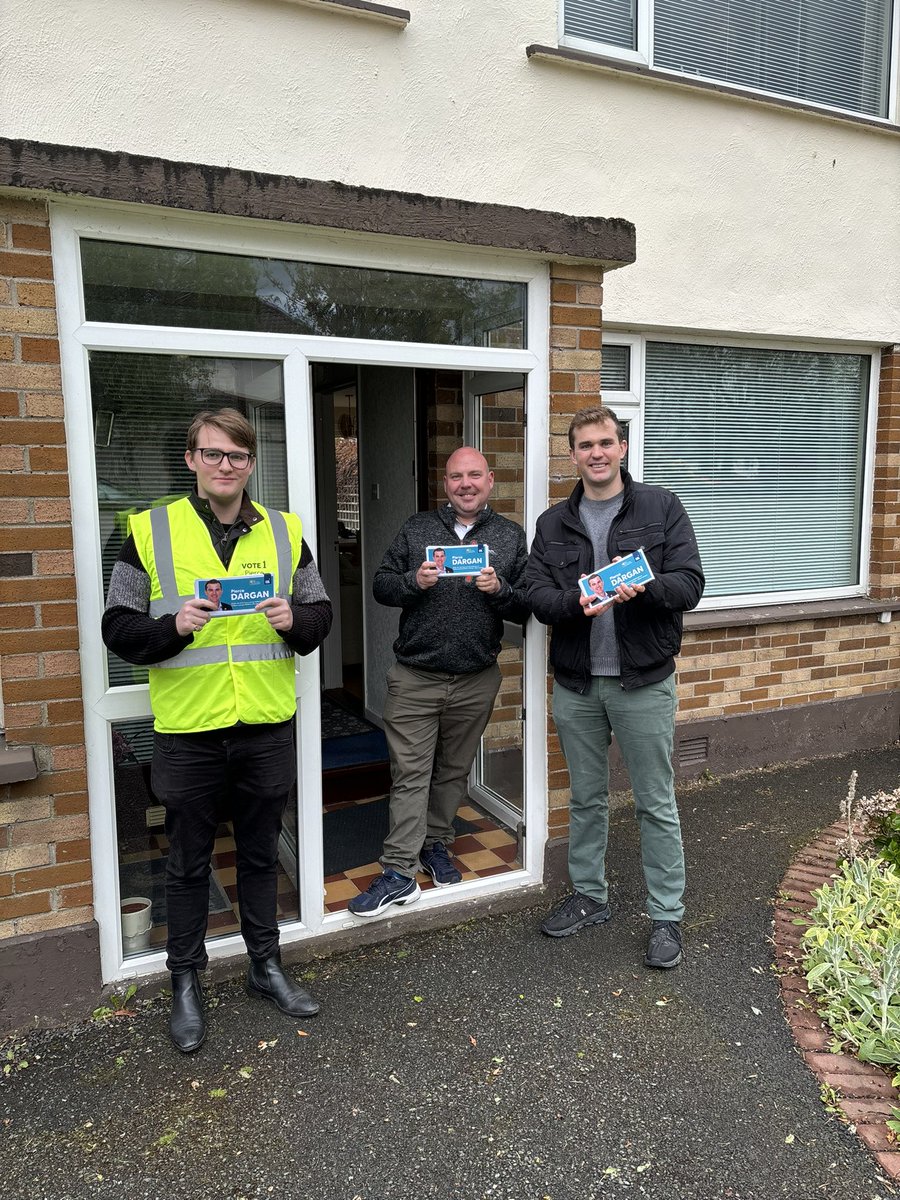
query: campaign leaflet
578 548 655 610
194 573 275 616
425 544 490 577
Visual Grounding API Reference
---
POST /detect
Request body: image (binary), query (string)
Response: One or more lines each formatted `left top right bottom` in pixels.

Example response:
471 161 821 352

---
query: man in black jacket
527 407 704 968
348 447 530 918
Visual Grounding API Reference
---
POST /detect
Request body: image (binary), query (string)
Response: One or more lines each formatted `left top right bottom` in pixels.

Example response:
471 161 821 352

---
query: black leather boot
246 952 319 1017
169 969 206 1052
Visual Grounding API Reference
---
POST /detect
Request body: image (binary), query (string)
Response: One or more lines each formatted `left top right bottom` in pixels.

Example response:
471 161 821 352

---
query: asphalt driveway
2 745 899 1200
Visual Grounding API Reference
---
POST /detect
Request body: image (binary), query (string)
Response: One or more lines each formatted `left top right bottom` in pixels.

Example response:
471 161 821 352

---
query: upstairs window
563 0 895 119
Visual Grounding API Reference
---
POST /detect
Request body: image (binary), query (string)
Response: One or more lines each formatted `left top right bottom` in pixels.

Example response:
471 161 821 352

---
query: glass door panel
465 374 526 834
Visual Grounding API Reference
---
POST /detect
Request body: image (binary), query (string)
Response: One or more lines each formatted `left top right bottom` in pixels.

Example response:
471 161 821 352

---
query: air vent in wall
678 736 710 767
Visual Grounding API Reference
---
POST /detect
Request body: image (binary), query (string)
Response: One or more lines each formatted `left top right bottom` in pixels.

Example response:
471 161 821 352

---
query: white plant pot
120 895 153 951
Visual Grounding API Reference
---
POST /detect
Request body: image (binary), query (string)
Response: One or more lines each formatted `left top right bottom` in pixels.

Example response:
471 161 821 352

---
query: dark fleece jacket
373 503 530 674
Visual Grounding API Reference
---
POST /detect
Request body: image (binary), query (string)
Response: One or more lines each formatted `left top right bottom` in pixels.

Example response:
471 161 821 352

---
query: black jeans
150 721 296 974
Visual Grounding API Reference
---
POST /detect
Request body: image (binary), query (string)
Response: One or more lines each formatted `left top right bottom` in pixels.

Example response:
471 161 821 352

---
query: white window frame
559 1 900 125
601 328 881 611
52 200 550 984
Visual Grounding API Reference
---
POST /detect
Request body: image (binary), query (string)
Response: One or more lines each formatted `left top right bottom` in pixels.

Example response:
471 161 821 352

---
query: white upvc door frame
51 200 550 984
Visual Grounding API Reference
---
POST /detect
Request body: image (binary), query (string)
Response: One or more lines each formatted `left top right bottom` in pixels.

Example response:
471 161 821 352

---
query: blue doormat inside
322 729 388 771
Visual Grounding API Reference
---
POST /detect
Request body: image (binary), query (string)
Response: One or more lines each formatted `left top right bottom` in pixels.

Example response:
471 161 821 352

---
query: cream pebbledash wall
2 0 899 343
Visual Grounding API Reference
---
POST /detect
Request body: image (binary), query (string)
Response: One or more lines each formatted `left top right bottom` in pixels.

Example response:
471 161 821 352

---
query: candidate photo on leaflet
204 578 232 611
431 547 454 575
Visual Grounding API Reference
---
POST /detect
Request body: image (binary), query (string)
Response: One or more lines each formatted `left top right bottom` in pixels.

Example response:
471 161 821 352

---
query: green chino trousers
552 674 685 922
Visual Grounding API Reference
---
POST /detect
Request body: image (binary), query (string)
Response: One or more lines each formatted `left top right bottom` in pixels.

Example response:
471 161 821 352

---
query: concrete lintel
0 138 636 270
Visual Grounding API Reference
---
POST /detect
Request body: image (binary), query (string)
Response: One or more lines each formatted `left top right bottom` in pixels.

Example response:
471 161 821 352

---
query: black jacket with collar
526 471 704 692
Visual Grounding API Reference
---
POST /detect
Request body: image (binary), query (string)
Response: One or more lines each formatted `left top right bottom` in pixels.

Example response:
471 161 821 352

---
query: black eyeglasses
193 448 254 469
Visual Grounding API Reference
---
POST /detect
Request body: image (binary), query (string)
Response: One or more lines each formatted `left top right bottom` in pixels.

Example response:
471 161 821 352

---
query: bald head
444 446 494 524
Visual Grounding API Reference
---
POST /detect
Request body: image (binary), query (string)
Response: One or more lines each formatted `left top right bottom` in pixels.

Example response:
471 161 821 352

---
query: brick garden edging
774 820 900 1179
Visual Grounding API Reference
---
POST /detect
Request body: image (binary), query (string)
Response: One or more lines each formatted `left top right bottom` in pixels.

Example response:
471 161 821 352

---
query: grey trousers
380 661 502 877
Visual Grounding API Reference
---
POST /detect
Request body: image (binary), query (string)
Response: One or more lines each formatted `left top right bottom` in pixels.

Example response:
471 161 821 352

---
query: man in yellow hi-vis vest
103 409 332 1052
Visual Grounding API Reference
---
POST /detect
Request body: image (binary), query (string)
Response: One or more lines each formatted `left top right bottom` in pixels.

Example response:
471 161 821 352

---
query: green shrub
802 856 900 1068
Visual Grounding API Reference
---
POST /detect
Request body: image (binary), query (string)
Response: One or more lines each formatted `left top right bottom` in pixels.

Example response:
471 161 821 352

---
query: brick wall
678 616 900 717
546 263 605 836
544 267 900 838
870 347 900 599
424 370 463 506
480 388 526 771
0 194 93 940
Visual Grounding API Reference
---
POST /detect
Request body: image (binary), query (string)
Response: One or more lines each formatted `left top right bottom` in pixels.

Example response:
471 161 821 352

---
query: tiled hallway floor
118 799 521 955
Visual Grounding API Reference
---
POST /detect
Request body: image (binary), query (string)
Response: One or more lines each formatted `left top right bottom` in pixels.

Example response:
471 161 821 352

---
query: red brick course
774 821 900 1178
0 194 92 941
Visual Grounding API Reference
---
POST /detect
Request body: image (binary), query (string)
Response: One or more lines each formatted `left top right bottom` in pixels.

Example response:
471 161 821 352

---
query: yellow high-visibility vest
129 497 303 734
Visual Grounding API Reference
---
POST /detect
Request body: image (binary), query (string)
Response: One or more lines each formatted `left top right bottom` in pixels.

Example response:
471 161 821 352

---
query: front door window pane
90 351 286 687
81 240 526 348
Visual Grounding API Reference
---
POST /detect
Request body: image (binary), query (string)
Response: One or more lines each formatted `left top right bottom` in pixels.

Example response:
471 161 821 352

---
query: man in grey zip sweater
349 447 530 917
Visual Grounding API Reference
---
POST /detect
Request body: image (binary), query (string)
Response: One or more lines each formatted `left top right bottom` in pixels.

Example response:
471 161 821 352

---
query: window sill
525 44 900 137
289 0 409 28
684 596 900 632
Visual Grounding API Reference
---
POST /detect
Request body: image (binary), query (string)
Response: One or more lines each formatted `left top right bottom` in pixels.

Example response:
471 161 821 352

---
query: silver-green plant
802 855 900 1067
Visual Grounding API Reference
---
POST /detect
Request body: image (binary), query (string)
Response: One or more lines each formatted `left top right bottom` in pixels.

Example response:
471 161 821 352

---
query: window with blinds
641 341 869 599
563 0 893 118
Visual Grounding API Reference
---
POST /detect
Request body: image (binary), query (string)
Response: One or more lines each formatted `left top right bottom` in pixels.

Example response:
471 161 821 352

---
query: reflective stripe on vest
153 642 295 669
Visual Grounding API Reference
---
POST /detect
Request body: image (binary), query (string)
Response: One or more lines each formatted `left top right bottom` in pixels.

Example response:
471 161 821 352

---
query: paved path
2 746 899 1200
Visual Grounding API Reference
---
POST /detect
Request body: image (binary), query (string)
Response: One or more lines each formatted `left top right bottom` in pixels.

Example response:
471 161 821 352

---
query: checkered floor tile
323 800 521 913
118 800 521 956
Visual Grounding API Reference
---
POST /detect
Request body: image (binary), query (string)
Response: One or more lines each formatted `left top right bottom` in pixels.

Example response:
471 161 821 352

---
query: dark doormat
322 729 389 771
322 795 480 877
321 696 374 739
118 857 232 925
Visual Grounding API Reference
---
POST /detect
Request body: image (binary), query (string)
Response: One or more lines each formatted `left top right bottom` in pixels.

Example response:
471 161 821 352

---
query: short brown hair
568 406 625 448
186 408 257 456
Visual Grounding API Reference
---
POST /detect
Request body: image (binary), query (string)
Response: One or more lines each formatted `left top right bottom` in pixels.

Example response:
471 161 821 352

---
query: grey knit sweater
373 504 530 674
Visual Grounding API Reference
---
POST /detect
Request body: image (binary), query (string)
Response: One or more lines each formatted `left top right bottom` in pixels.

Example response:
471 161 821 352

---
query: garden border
774 819 900 1179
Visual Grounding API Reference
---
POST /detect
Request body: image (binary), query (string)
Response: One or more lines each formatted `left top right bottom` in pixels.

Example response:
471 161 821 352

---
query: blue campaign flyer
195 573 275 616
578 548 655 607
426 544 490 577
